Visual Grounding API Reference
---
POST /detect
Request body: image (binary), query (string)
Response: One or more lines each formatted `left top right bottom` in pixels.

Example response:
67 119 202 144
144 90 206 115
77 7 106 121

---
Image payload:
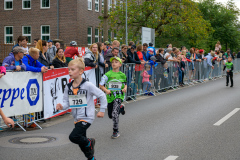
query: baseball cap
131 45 136 49
70 41 77 46
48 39 53 43
149 42 153 46
105 41 110 45
110 56 122 64
199 49 204 53
150 56 157 61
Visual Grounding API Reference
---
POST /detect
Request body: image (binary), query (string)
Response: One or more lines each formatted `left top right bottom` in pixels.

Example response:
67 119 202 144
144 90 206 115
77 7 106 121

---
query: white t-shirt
164 52 173 60
22 46 29 54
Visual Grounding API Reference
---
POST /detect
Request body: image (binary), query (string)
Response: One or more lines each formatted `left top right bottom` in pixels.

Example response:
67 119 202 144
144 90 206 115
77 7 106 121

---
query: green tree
101 0 213 48
198 0 240 51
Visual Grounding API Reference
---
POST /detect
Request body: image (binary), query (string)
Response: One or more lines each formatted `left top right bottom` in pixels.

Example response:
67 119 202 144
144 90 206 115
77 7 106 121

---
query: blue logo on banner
26 79 40 106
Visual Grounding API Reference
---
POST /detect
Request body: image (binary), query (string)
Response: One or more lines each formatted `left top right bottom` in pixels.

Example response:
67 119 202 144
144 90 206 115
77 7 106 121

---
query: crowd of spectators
0 36 239 96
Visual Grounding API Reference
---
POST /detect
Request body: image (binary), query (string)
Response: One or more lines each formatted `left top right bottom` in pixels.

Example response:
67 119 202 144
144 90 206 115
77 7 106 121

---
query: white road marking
214 108 240 126
164 155 179 160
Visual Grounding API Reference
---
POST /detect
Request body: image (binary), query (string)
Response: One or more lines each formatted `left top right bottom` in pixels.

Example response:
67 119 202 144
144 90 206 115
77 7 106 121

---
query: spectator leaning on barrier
36 40 54 69
64 41 80 63
2 46 26 71
155 48 166 91
22 47 48 73
164 48 174 61
135 44 145 93
47 40 57 63
97 42 108 75
120 45 130 63
84 43 98 68
105 47 120 66
0 66 6 78
127 45 145 65
11 36 27 52
52 48 68 68
142 43 148 61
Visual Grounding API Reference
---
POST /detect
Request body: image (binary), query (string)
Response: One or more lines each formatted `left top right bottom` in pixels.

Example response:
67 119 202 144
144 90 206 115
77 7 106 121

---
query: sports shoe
120 105 125 115
88 156 96 160
148 92 154 96
111 131 120 139
226 84 228 86
230 85 233 87
86 138 95 159
0 128 4 132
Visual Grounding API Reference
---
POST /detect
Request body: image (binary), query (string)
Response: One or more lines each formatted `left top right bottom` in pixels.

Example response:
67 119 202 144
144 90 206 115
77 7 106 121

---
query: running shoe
111 131 120 139
86 138 95 158
148 92 154 96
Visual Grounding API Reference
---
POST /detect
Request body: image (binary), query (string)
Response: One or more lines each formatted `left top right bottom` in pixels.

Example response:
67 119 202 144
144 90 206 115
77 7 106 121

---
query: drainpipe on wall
57 0 59 39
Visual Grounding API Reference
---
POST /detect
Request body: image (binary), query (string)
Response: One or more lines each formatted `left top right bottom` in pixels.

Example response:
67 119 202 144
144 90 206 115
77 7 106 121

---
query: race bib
69 95 87 108
108 82 122 91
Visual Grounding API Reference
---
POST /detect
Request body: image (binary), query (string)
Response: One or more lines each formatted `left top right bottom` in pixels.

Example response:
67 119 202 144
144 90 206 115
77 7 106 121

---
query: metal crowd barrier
1 59 240 131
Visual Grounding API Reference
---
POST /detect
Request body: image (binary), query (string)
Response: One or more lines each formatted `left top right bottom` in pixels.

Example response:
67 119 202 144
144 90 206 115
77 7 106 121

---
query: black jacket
127 49 141 64
155 54 167 65
52 58 68 68
38 51 51 68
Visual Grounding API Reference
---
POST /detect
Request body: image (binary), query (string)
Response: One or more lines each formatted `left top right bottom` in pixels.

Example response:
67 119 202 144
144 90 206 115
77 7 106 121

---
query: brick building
0 0 112 47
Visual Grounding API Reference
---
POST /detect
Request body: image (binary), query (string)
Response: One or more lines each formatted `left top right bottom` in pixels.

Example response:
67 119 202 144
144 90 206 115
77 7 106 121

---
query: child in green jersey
223 57 234 87
99 56 127 139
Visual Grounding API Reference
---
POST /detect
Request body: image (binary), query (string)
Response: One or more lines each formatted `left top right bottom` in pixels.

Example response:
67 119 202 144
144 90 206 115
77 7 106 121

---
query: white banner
43 67 96 119
0 72 43 117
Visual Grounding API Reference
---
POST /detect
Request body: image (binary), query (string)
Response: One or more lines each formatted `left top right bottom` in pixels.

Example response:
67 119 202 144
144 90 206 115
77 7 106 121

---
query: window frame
22 0 31 10
88 27 92 45
4 0 13 10
4 26 13 44
41 25 50 41
88 0 92 10
95 0 99 12
40 0 50 9
22 26 32 44
95 28 99 43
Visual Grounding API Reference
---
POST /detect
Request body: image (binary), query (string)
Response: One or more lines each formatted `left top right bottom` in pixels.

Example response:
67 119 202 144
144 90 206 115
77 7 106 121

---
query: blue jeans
143 81 151 92
207 66 212 79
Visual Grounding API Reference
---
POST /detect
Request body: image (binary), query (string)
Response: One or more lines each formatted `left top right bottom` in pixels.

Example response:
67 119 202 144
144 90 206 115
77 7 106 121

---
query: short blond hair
68 58 85 70
112 40 120 46
181 50 186 55
29 47 40 56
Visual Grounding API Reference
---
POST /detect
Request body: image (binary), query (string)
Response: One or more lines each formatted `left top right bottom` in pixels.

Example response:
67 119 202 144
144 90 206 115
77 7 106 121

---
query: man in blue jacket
22 47 48 73
146 42 156 60
2 46 26 71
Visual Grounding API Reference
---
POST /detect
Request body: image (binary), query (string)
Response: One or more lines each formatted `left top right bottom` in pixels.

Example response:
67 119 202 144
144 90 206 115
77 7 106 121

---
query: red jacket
135 51 144 71
64 46 79 58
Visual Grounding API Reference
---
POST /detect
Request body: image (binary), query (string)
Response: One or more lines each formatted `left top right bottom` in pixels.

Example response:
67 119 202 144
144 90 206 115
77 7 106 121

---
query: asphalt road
0 74 240 160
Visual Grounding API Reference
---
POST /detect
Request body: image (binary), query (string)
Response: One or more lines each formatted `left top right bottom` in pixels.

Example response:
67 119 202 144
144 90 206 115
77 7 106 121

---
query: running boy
56 58 107 160
223 57 234 87
99 57 127 139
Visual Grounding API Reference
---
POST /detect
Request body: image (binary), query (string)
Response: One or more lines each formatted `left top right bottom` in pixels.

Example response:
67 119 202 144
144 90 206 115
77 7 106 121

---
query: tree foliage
100 0 240 51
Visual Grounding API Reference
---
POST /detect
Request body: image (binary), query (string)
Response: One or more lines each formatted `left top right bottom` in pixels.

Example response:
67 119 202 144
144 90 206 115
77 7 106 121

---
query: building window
108 29 112 43
22 26 31 43
88 27 92 45
88 0 92 10
4 26 13 44
108 0 112 10
102 0 104 9
41 0 50 9
41 25 50 41
22 0 31 9
95 0 99 12
4 0 13 10
95 28 99 43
